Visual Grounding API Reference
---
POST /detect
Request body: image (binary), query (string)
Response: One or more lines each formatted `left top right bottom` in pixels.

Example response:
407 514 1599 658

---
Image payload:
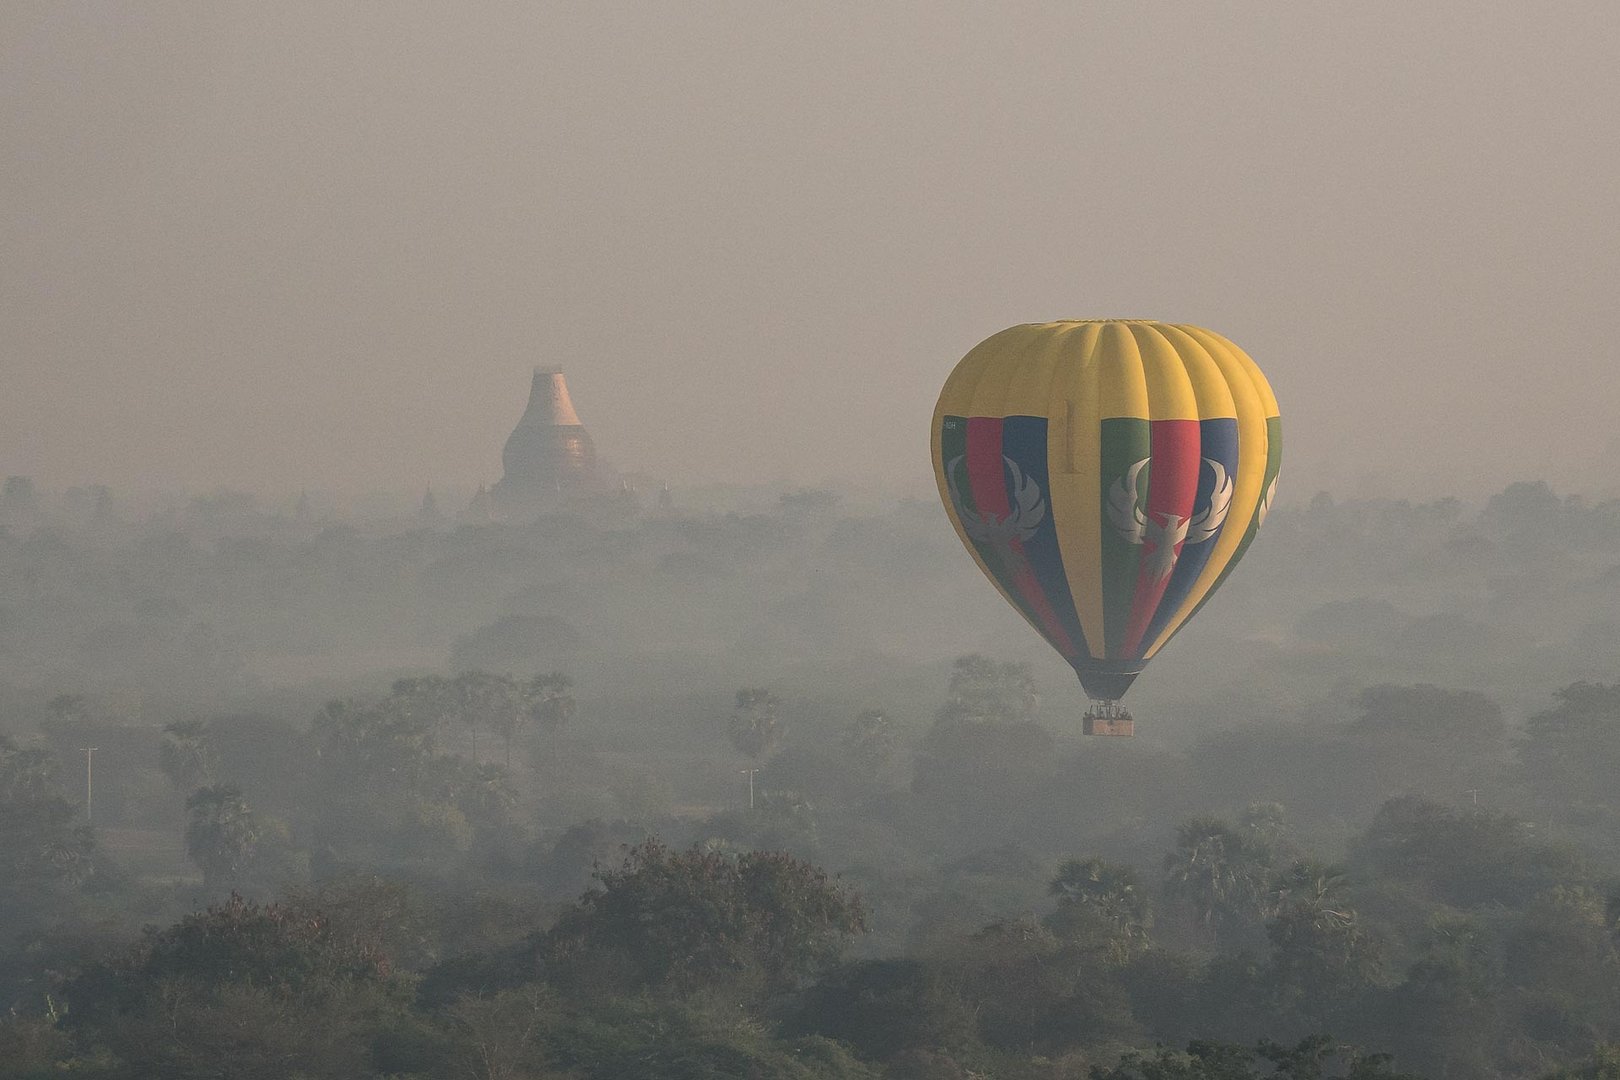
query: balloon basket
1083 702 1134 737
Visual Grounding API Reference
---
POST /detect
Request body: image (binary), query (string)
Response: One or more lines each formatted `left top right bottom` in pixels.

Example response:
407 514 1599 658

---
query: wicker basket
1082 714 1134 737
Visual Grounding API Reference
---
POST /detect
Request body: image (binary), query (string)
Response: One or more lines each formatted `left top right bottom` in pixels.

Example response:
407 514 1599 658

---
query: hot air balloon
930 320 1280 736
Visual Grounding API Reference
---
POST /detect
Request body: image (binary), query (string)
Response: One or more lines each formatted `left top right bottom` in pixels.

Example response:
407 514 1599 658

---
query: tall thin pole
81 747 98 823
741 767 759 809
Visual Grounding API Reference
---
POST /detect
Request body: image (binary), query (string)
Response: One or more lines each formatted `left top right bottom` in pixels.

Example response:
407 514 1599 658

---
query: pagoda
491 368 604 515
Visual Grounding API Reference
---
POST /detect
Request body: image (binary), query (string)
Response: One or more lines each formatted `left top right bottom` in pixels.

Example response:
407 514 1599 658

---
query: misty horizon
6 3 1619 499
6 7 1620 1077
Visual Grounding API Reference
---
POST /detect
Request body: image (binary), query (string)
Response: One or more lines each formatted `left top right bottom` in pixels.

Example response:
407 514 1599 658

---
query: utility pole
741 767 759 810
1464 788 1481 807
81 747 98 824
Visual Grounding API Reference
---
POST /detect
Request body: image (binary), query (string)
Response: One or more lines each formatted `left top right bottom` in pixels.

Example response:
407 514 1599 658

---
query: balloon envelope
930 320 1280 701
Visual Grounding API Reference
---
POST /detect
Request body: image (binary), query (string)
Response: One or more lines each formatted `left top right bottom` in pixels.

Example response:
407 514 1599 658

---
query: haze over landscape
7 2 1620 497
4 5 1620 1080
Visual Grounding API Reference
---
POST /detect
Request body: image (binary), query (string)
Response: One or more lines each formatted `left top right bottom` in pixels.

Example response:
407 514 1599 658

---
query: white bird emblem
1107 457 1233 582
945 455 1047 550
1258 471 1279 527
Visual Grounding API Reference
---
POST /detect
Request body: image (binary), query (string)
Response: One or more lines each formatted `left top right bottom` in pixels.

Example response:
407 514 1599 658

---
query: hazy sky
4 2 1617 500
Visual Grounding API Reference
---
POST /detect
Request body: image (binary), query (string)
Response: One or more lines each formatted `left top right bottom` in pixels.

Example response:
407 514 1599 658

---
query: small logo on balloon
1107 458 1233 582
1258 472 1279 528
945 455 1047 551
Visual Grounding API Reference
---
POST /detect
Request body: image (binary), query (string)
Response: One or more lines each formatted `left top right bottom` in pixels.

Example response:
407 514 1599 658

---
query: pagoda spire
491 366 604 515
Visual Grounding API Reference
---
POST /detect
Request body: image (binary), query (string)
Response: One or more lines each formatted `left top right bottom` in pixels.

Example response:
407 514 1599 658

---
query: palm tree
1266 860 1381 1019
386 675 458 752
0 736 62 804
1049 856 1153 951
524 672 576 765
843 709 896 761
727 688 784 761
842 709 898 787
0 736 94 887
1266 859 1354 929
451 671 512 764
315 696 437 790
185 783 261 890
1163 816 1272 943
158 720 217 793
1239 800 1290 855
458 762 519 826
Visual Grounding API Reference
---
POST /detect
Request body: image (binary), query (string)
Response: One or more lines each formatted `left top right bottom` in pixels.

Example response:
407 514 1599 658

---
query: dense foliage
4 479 1620 1077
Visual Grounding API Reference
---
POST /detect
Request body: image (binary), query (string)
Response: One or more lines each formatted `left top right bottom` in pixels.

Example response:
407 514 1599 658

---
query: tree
450 670 520 765
283 876 437 972
1049 857 1154 955
529 819 652 901
935 654 1037 726
1265 861 1353 927
1481 480 1566 548
843 708 897 771
44 694 91 724
453 761 520 829
313 695 439 790
728 688 785 761
527 672 575 733
524 672 576 766
788 958 973 1062
64 893 410 1080
114 892 393 993
418 487 444 527
1090 1035 1423 1080
0 474 38 519
384 675 460 752
442 987 559 1080
158 719 218 792
702 789 822 859
450 614 582 675
1352 795 1590 909
1384 914 1499 1079
1239 802 1291 856
185 783 262 890
1355 684 1503 742
1163 817 1273 948
1520 682 1620 811
1348 685 1508 800
955 916 1141 1053
1542 1046 1620 1080
382 672 509 763
0 1004 72 1077
543 840 865 1000
308 688 521 874
0 736 95 932
535 996 880 1080
1499 886 1619 1047
913 656 1054 841
1265 861 1383 1027
389 670 574 768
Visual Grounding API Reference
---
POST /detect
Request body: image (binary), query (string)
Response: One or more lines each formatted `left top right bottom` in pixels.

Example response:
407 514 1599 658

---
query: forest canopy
3 478 1620 1078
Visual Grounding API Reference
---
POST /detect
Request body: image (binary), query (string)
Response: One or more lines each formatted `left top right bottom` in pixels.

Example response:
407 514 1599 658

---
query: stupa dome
491 368 603 512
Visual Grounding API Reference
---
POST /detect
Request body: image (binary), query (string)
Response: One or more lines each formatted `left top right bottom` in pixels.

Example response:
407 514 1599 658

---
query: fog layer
6 2 1619 495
